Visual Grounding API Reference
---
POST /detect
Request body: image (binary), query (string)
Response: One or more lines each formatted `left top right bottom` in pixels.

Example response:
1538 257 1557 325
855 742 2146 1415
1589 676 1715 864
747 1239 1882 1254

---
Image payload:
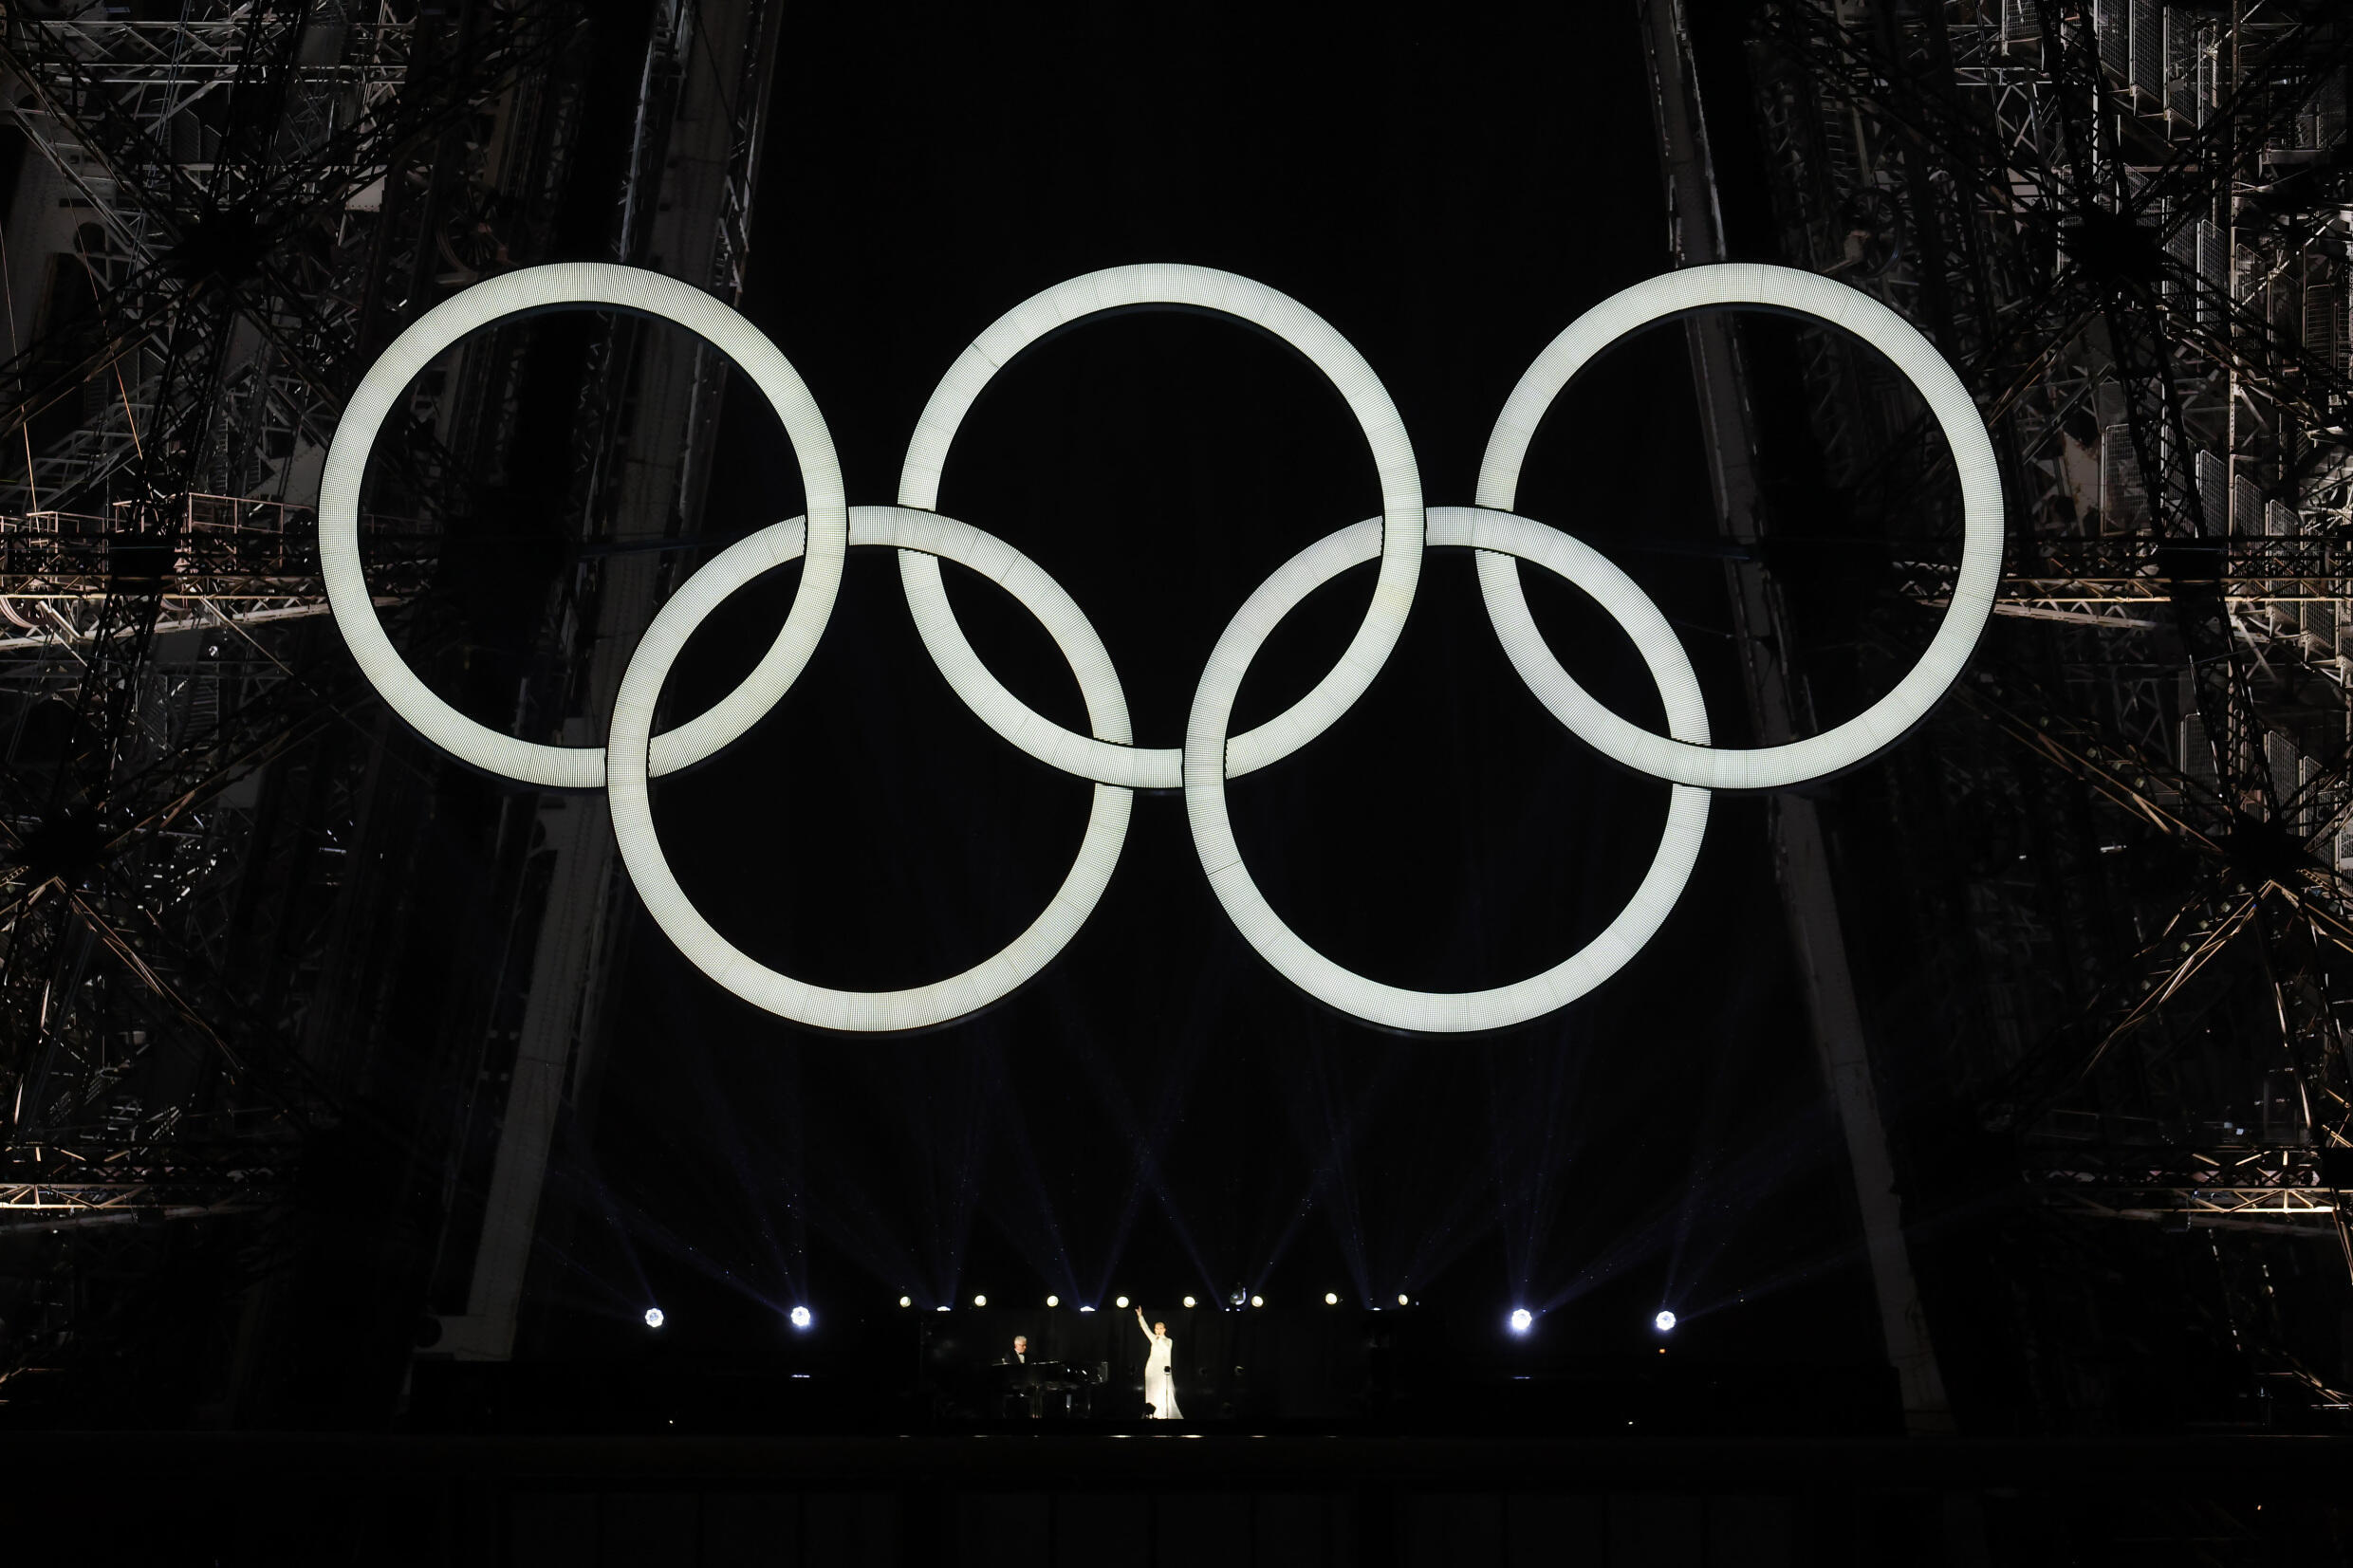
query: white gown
1142 1330 1182 1419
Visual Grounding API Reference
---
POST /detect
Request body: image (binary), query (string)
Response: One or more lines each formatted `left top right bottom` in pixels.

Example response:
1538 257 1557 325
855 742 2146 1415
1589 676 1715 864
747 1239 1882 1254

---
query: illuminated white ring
319 263 850 790
895 264 1424 790
1182 507 1712 1034
1476 262 2003 790
606 505 1133 1032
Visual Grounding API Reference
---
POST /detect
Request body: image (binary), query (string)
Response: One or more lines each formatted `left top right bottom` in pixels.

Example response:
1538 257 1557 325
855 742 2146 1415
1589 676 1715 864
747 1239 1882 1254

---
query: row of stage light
893 1292 1406 1311
638 1301 1682 1335
1508 1307 1677 1336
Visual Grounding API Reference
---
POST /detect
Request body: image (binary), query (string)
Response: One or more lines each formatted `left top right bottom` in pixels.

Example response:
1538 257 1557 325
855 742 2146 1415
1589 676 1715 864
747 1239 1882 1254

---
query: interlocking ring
319 264 850 790
1477 265 2003 789
895 264 1423 789
606 507 1136 1033
1183 507 1712 1034
324 261 2003 1034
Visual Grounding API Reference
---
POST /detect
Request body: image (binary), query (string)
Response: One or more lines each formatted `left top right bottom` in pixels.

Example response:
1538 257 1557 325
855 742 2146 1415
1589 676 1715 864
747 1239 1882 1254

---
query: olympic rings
324 261 2001 1033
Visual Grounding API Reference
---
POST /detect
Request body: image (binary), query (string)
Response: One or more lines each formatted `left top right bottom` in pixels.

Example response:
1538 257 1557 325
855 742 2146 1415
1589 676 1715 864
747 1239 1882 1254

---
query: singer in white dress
1135 1306 1182 1419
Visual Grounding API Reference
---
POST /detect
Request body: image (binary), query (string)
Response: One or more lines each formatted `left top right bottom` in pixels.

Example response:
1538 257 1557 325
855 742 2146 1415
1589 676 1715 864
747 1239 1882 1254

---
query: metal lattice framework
0 493 437 647
1747 0 2353 1418
0 0 606 1405
1 0 789 1403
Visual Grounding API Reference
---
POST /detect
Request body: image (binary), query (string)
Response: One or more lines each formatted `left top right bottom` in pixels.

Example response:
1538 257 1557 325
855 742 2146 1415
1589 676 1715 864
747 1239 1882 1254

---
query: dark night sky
516 5 1888 1374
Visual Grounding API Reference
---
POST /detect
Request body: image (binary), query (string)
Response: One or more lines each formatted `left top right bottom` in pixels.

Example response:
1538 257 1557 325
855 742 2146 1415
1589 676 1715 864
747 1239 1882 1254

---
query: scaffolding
1739 0 2353 1424
0 0 778 1413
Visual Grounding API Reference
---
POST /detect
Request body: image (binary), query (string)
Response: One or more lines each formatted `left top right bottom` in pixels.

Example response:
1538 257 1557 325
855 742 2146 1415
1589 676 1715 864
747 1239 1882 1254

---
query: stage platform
3 1430 2348 1564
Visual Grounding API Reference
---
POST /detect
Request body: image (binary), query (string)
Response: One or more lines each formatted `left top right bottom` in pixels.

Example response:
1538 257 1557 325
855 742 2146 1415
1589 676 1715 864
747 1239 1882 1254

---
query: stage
402 1304 1915 1438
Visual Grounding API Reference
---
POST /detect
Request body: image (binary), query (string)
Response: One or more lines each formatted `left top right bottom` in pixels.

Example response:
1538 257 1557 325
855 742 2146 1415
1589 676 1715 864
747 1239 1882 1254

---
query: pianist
997 1336 1047 1418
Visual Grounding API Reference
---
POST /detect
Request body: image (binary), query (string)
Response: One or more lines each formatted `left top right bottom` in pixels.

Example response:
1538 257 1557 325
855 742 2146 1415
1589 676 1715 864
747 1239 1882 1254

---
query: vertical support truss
425 0 787 1363
1643 0 1956 1434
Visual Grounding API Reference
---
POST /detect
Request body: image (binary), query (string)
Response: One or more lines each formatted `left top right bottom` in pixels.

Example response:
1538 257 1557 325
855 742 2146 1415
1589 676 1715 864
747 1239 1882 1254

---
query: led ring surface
605 506 1135 1032
1475 263 2003 790
326 261 2002 1033
319 262 850 790
895 264 1425 789
1182 507 1712 1034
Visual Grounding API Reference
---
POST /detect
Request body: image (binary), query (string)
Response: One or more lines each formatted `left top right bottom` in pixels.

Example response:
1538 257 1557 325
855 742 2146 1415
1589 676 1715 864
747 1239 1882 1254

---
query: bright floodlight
1655 1309 1677 1333
1115 1295 1129 1309
1508 1308 1532 1335
973 1294 987 1308
1398 1294 1410 1306
643 1307 665 1330
1078 1305 1095 1314
1250 1295 1264 1308
1182 1296 1196 1308
789 1305 811 1330
898 1296 911 1308
1325 1292 1340 1306
1046 1295 1059 1308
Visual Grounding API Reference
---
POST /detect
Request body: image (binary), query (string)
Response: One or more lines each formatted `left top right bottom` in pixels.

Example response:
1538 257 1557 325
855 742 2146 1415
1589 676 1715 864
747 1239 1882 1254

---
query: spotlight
1046 1295 1060 1308
898 1296 911 1309
1324 1292 1339 1306
936 1305 949 1313
643 1307 665 1330
973 1294 987 1307
789 1305 811 1330
1182 1296 1196 1308
1398 1294 1410 1306
1654 1309 1677 1333
1228 1288 1247 1309
1115 1295 1129 1309
1250 1295 1264 1308
1078 1305 1096 1314
1508 1308 1532 1335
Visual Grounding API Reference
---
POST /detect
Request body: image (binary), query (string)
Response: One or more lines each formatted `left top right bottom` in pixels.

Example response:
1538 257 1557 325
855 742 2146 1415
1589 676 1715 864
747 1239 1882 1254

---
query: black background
502 4 1897 1390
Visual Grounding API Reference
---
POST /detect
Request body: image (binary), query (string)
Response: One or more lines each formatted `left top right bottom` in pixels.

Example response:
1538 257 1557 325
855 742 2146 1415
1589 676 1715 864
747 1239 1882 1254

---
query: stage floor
2 1430 2348 1566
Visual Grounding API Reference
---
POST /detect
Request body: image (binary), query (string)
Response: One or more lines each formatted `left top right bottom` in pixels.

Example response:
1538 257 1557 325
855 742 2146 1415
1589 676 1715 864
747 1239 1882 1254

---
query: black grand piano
992 1357 1103 1419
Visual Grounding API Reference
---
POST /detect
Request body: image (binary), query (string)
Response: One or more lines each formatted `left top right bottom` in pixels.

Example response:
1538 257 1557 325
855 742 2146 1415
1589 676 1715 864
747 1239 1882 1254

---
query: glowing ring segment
895 264 1425 789
318 262 850 790
605 506 1134 1033
1475 263 2003 790
1182 507 1712 1033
